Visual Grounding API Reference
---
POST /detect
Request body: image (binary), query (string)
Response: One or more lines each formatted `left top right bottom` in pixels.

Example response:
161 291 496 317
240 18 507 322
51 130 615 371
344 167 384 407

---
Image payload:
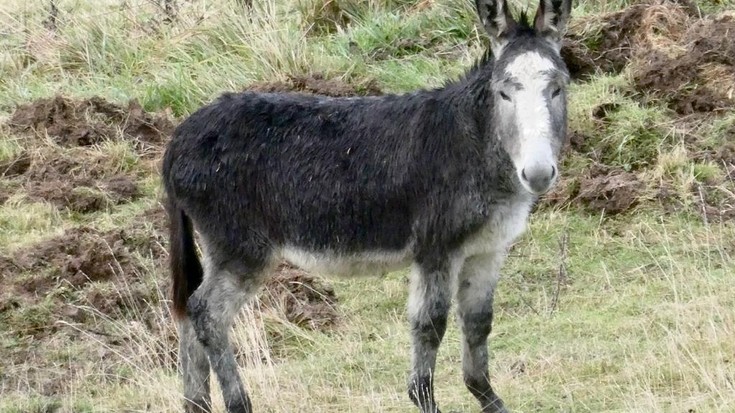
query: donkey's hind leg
187 261 264 413
179 316 212 413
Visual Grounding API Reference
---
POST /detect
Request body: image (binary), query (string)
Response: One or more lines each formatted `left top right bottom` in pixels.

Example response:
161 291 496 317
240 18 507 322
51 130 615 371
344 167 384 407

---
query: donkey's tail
168 203 204 319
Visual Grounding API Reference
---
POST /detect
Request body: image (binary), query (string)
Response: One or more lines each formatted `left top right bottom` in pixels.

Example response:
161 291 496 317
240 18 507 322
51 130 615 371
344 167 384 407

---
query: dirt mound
561 4 645 77
541 164 645 215
26 174 140 214
8 95 174 148
632 11 735 114
561 1 697 77
248 74 383 97
2 149 143 214
577 166 645 215
562 1 735 113
0 213 173 395
0 208 170 330
260 264 339 330
8 227 142 291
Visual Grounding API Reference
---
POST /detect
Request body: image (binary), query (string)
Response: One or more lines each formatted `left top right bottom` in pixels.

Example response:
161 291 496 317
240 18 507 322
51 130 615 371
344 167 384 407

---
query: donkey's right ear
475 0 517 55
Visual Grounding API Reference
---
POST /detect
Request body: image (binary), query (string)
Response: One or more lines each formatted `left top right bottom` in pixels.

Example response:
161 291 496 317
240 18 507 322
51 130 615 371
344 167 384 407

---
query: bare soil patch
0 216 340 395
2 96 162 214
562 2 660 78
0 206 339 357
248 73 383 97
8 95 174 150
0 219 169 395
8 227 142 292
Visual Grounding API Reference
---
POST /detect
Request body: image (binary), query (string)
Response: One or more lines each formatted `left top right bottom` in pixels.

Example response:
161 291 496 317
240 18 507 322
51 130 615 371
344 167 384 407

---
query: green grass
1 0 734 412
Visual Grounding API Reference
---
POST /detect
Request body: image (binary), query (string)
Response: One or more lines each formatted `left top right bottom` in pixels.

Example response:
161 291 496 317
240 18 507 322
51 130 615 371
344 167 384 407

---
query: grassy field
1 0 734 412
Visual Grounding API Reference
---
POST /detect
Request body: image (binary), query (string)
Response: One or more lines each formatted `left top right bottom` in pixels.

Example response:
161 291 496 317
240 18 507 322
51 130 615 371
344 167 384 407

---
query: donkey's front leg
407 258 454 413
456 254 508 413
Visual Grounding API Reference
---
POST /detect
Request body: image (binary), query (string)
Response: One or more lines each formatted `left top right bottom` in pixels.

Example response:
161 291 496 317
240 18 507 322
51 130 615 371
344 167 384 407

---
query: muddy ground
1 147 142 213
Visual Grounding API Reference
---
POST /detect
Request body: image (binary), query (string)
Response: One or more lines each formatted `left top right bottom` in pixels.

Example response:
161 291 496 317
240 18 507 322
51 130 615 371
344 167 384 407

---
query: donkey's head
476 0 571 195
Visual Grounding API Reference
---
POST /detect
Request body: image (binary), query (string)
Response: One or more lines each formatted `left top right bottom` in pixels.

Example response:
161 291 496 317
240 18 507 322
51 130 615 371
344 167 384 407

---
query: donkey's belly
280 245 414 277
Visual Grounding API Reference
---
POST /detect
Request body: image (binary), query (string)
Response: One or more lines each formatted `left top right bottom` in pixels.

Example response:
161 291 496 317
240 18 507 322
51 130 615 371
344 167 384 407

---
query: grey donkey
161 0 573 411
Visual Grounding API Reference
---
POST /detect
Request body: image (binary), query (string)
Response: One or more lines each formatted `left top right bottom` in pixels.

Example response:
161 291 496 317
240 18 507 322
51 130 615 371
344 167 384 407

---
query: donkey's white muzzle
520 162 557 195
517 133 558 195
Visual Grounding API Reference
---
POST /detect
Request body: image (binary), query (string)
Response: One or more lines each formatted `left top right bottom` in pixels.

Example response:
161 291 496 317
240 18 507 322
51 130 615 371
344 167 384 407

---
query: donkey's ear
533 0 572 48
475 0 517 55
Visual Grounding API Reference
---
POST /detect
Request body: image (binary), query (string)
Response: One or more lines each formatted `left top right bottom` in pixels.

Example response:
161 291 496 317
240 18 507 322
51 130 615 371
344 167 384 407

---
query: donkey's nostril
550 165 557 179
521 168 528 181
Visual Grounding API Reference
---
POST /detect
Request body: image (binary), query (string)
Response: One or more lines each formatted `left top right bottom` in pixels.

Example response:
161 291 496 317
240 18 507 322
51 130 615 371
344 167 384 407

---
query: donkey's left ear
533 0 572 48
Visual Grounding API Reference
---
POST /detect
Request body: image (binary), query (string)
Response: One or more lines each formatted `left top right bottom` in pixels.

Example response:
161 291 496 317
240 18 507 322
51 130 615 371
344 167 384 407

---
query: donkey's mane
516 10 532 28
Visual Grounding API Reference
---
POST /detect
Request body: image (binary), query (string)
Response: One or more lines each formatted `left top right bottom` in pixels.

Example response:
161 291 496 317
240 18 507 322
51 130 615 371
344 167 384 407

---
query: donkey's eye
551 87 562 98
499 91 511 102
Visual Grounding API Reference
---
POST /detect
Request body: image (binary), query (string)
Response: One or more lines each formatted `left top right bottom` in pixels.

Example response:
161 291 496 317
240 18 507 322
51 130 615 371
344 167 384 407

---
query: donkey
162 0 572 412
